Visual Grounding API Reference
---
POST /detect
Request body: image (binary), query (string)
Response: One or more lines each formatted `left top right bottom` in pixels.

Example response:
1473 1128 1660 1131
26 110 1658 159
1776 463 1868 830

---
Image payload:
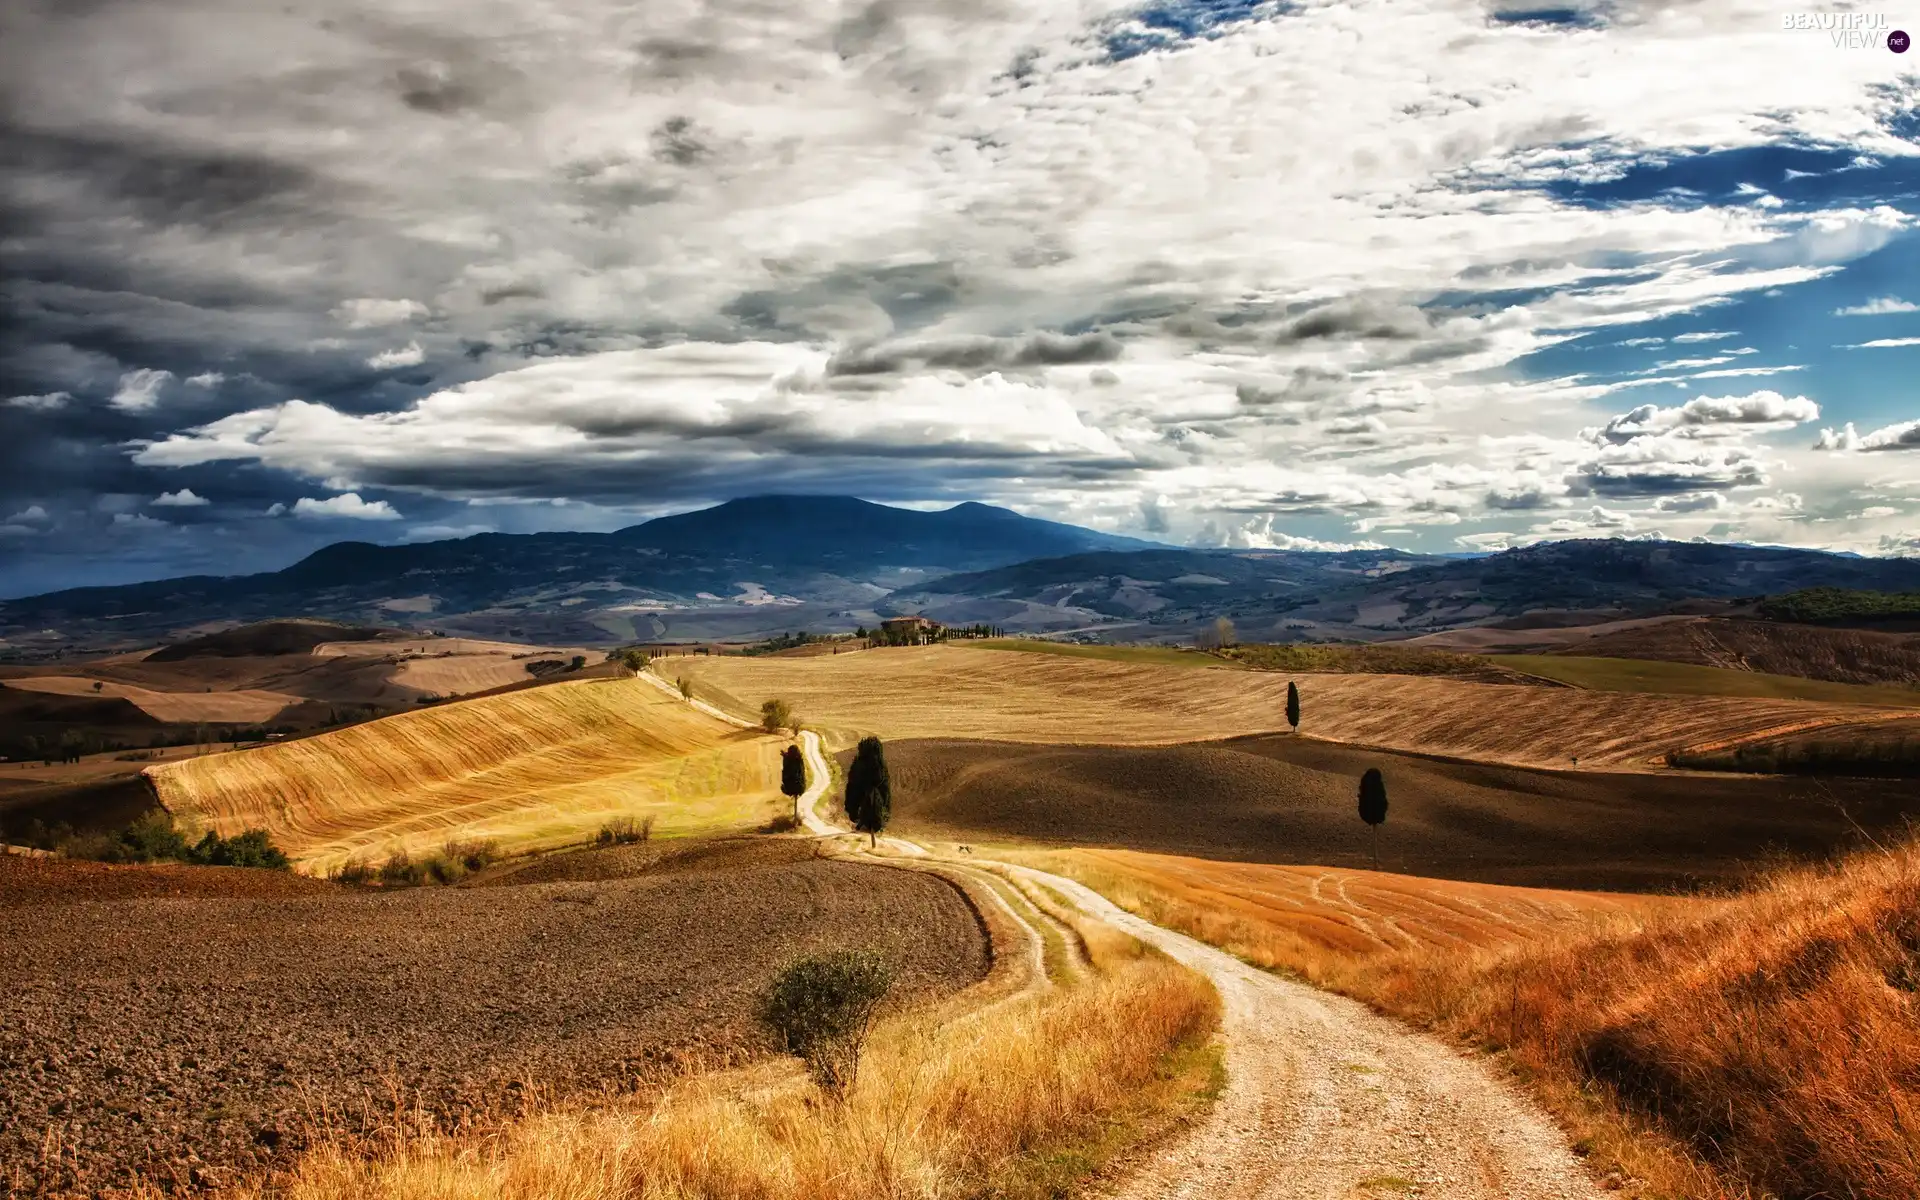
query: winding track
663 670 1605 1199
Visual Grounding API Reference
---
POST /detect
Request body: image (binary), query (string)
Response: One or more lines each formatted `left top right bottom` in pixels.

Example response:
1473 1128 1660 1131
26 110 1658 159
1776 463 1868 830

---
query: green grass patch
1495 655 1920 707
974 639 1244 668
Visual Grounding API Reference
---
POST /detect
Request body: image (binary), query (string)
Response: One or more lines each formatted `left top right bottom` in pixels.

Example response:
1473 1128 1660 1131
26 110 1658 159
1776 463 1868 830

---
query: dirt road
722 678 1606 1197
1020 868 1604 1199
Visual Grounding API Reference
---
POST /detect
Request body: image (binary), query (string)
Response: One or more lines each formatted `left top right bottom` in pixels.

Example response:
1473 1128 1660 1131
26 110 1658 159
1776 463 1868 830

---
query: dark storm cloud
4 128 335 232
1277 298 1436 344
825 331 1120 377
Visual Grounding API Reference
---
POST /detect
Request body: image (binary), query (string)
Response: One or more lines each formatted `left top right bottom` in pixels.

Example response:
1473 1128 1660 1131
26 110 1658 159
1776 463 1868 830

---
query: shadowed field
676 644 1908 768
149 678 786 872
876 735 1920 890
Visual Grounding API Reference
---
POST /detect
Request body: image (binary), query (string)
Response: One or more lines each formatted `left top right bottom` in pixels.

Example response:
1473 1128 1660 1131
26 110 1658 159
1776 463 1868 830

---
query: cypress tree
1286 680 1300 732
1357 767 1388 869
781 743 808 823
844 736 892 848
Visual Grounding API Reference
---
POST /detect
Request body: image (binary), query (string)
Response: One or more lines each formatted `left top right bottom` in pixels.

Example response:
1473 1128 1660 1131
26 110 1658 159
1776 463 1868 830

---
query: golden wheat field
1004 847 1671 960
674 644 1903 767
148 678 786 872
1 676 299 723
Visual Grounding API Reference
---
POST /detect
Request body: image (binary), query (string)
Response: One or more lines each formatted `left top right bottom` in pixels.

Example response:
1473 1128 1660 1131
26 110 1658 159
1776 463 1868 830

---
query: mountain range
5 495 1920 655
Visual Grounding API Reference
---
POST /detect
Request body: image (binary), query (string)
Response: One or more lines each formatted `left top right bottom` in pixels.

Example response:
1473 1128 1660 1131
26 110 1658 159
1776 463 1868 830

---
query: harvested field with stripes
677 644 1908 769
148 678 786 872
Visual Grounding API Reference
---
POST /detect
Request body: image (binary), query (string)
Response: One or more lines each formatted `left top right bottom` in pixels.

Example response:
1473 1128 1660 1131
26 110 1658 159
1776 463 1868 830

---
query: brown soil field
1400 615 1695 652
149 678 787 872
0 675 298 723
875 735 1920 891
0 839 989 1198
1549 616 1920 686
145 621 402 661
676 644 1903 769
310 637 595 660
0 774 160 842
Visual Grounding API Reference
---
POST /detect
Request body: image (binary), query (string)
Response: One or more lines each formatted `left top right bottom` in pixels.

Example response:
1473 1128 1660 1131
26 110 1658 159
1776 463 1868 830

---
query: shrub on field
597 815 654 846
378 849 426 887
760 949 894 1097
53 811 291 870
333 857 374 885
761 697 794 734
424 838 501 883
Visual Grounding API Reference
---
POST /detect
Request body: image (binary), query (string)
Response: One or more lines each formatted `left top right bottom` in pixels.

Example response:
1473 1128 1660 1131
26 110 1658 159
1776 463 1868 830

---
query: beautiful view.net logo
1782 11 1910 50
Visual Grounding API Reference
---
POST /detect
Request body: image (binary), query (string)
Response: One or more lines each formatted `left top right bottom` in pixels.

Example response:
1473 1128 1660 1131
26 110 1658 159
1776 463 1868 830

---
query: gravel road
1 841 988 1198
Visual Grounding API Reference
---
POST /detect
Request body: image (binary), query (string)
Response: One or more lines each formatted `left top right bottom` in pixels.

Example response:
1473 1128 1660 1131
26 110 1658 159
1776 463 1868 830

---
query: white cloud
1857 506 1900 519
150 488 210 507
1815 419 1920 453
1671 331 1738 343
1846 338 1920 350
291 493 402 520
1653 493 1731 514
366 342 426 370
1589 392 1820 443
112 512 167 528
110 369 173 413
185 372 225 388
1834 297 1919 316
265 502 287 517
5 392 70 411
6 505 50 524
332 298 430 328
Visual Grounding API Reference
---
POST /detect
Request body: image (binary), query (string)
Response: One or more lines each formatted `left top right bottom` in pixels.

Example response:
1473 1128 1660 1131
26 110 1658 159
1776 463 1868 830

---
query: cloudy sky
3 0 1919 595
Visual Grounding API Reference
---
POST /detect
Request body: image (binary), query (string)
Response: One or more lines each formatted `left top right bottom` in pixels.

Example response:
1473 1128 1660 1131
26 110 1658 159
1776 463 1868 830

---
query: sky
3 0 1919 596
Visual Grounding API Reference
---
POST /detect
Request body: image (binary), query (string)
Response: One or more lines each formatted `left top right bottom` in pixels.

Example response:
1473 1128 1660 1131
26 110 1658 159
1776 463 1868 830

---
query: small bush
760 949 894 1097
49 811 292 869
378 849 426 887
191 828 292 869
760 697 794 733
333 857 374 885
596 815 654 846
423 838 501 883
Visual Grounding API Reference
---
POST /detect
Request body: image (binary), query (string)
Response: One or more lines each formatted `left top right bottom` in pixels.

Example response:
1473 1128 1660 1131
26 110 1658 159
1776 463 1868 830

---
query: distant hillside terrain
1547 616 1920 688
908 539 1920 644
0 496 1160 652
1752 587 1920 627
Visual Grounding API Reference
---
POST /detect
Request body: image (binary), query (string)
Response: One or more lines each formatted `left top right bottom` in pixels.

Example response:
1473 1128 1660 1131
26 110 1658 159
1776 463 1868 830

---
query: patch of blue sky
1100 0 1293 62
1487 7 1609 30
1506 231 1920 433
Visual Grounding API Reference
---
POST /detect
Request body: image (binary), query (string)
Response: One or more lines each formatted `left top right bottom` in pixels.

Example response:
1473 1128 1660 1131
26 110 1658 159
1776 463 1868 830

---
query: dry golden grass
391 654 545 696
1003 847 1673 960
0 675 297 723
204 887 1220 1200
310 637 592 659
676 644 1903 767
149 678 785 873
1028 842 1920 1200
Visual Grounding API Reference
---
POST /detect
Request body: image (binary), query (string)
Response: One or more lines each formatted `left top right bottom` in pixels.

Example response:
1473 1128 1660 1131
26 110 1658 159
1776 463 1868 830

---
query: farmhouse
876 615 944 645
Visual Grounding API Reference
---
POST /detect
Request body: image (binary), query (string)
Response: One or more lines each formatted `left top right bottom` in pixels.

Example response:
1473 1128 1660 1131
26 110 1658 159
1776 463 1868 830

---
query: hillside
878 734 1917 890
148 677 786 871
1538 617 1920 687
145 619 403 661
674 644 1909 770
0 496 1160 650
904 538 1920 644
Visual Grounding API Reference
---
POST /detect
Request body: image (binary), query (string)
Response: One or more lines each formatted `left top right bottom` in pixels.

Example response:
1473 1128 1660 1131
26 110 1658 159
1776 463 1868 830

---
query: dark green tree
781 743 808 822
844 736 892 848
1357 767 1388 868
1286 680 1300 732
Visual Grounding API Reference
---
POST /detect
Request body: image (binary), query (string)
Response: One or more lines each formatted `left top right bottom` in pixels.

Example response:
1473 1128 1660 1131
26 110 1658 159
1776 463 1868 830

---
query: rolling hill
673 643 1912 770
0 496 1161 650
147 676 786 872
